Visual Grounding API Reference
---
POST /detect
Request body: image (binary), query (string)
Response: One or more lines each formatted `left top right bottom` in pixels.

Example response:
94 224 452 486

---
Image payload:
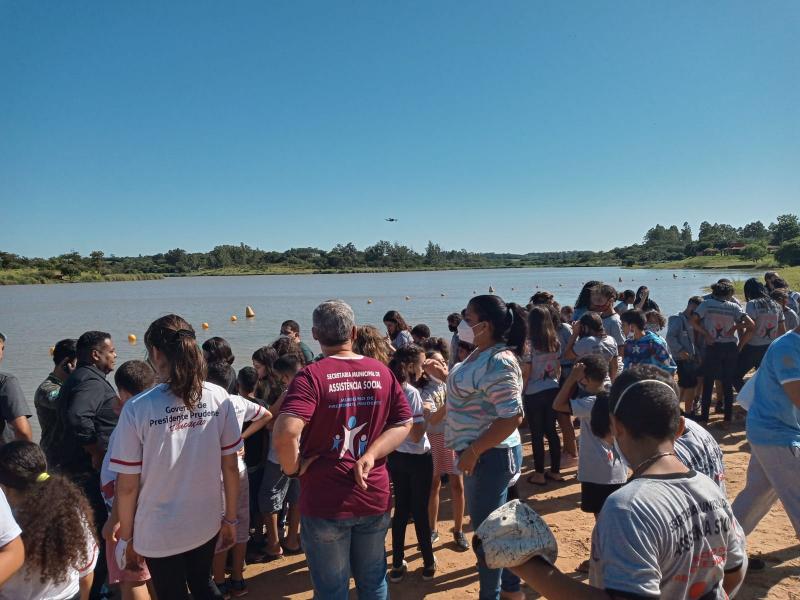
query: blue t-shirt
746 331 800 448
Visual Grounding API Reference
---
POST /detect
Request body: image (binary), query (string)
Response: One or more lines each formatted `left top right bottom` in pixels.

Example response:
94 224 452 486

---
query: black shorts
676 359 700 389
581 481 623 514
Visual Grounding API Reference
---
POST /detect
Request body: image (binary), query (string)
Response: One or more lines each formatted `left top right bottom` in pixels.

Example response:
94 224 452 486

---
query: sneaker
229 578 249 597
389 561 408 583
431 531 440 543
422 559 437 581
454 531 470 551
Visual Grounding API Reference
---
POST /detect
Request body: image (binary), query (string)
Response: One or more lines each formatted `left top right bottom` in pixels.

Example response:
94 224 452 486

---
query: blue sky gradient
2 1 798 256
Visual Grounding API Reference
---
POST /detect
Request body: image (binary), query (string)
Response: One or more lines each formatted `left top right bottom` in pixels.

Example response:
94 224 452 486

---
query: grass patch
650 255 778 270
0 269 163 285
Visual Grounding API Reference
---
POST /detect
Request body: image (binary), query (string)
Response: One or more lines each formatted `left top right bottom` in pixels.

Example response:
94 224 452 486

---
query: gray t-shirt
675 419 727 496
573 335 619 362
421 379 447 435
392 330 414 350
695 298 745 345
614 301 629 315
784 307 799 332
745 300 784 346
525 349 560 395
602 313 626 347
570 395 627 485
591 471 747 599
0 373 32 444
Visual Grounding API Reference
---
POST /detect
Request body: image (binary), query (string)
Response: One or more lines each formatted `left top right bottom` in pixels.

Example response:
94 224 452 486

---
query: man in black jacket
52 330 118 600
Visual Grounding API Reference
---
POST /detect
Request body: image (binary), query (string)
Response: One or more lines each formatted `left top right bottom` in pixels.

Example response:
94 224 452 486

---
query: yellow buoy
201 322 209 330
245 306 256 318
367 299 373 304
128 334 137 344
230 315 238 322
49 346 55 356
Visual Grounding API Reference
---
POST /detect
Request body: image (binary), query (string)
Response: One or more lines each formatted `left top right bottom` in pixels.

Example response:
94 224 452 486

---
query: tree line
2 213 799 282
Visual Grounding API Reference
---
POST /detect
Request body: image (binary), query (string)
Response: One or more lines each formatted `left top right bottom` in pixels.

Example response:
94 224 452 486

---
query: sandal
527 473 547 486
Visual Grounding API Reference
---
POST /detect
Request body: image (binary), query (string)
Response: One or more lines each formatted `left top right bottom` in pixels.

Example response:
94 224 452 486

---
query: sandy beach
243 409 800 599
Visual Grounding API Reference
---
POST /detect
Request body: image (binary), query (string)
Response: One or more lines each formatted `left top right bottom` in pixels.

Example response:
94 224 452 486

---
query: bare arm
722 566 746 598
737 316 756 350
427 403 447 426
8 416 32 442
553 365 583 414
242 409 272 439
0 536 24 587
273 414 306 475
608 356 619 381
564 332 580 361
510 557 612 600
115 473 140 542
407 421 426 443
78 572 94 600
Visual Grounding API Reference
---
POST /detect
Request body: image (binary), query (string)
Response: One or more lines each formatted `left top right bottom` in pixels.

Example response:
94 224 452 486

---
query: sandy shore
243 411 799 599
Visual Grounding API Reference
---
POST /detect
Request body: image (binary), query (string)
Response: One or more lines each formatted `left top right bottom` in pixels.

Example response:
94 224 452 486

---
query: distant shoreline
0 257 773 286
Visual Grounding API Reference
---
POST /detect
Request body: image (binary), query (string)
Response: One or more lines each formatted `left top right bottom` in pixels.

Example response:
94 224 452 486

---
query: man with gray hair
274 300 412 599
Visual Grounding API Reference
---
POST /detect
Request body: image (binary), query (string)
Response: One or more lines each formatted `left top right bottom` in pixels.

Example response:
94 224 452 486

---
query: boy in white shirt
210 366 272 598
101 360 156 600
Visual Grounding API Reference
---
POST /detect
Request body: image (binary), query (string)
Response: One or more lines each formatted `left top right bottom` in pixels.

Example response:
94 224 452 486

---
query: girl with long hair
523 306 562 485
383 310 414 350
0 441 98 600
445 294 527 600
108 314 243 600
354 325 394 365
564 312 620 381
734 277 786 390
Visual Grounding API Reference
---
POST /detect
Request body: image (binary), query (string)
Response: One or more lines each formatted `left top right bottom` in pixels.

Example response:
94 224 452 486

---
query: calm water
0 267 755 439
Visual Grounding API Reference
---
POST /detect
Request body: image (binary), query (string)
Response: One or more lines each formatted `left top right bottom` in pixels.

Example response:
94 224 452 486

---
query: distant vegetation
2 213 799 285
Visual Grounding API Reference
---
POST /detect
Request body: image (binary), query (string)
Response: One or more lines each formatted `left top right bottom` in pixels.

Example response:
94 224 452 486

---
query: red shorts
429 431 460 475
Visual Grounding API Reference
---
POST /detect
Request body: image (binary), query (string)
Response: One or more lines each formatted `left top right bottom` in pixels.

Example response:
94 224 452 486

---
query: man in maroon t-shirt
274 300 412 599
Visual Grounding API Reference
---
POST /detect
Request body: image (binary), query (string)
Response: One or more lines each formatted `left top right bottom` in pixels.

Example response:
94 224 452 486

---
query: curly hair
271 336 307 366
354 325 393 365
0 441 95 585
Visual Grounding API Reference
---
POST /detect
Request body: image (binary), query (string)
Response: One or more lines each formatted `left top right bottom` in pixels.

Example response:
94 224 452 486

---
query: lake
0 266 757 439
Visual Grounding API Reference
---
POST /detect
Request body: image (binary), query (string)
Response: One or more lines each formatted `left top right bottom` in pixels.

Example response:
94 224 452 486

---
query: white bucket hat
475 499 558 569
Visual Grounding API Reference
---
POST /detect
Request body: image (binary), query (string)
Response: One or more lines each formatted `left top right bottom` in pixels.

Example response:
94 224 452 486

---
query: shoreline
0 259 773 286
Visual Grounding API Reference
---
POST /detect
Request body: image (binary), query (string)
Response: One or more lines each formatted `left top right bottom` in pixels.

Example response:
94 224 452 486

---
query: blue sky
2 1 798 257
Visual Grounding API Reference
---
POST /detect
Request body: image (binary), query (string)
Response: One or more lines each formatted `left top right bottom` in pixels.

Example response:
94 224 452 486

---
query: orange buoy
245 306 256 318
49 346 55 356
230 315 238 322
128 334 137 344
201 322 210 330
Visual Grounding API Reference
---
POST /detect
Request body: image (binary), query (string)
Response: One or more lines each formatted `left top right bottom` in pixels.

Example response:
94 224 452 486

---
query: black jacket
51 364 118 475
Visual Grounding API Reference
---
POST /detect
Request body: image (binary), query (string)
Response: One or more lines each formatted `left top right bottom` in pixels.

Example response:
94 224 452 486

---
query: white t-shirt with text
108 382 243 558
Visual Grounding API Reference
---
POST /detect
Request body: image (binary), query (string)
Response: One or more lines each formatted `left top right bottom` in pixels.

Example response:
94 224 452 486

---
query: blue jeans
462 445 523 600
301 512 391 600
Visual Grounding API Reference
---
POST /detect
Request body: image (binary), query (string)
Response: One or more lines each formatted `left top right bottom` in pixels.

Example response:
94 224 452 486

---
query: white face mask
457 319 478 345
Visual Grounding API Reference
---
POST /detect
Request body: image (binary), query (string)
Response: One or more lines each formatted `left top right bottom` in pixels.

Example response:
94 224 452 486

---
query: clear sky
2 1 798 257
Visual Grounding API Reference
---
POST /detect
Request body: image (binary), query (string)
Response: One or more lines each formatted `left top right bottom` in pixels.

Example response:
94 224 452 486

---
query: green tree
741 242 768 262
775 237 800 266
740 221 769 241
769 214 800 245
680 222 692 244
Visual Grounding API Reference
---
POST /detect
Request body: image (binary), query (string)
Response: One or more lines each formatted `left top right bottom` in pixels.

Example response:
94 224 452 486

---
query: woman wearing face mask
445 295 527 600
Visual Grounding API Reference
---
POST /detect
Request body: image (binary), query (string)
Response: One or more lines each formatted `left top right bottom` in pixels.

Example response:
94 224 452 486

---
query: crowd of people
0 270 798 600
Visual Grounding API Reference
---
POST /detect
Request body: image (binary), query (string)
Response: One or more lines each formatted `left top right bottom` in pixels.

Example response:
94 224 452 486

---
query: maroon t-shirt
280 355 412 519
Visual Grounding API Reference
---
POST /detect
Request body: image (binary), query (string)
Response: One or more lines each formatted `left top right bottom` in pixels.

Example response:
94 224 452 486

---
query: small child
621 309 676 375
552 355 627 573
100 360 156 600
212 366 272 597
257 355 304 560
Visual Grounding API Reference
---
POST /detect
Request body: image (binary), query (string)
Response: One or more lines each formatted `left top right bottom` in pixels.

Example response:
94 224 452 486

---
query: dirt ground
244 412 800 599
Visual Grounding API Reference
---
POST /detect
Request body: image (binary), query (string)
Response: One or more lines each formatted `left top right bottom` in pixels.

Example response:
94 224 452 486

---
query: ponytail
468 295 529 356
145 314 206 409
